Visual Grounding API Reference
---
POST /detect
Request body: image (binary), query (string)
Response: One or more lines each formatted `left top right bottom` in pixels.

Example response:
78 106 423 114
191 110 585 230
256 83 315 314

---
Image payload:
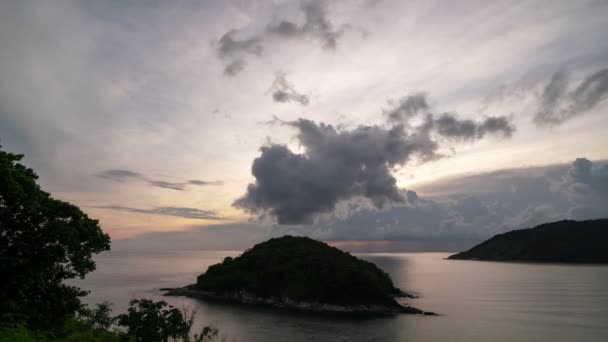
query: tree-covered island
163 236 434 315
449 219 608 263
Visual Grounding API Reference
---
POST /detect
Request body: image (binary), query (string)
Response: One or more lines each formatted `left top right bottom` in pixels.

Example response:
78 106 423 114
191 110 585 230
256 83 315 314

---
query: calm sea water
74 251 608 341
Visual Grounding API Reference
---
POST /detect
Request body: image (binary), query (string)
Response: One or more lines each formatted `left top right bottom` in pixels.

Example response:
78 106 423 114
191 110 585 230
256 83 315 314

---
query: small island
163 236 434 315
448 219 608 263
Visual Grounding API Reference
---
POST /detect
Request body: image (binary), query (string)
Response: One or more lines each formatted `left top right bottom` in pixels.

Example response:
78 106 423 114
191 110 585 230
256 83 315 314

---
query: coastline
161 285 436 316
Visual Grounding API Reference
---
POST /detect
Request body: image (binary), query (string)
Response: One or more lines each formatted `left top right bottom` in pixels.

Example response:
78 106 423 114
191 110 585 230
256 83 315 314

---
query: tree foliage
196 236 401 306
0 146 111 328
116 299 218 342
0 146 225 341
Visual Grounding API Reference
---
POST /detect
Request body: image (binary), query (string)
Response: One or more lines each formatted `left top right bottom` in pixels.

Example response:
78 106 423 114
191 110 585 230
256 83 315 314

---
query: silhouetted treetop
0 145 111 328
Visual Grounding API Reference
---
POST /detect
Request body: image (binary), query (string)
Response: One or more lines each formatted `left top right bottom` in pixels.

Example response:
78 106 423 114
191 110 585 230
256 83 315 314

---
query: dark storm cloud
236 91 516 225
534 68 608 126
429 113 515 141
268 72 310 105
98 205 223 220
216 29 263 76
97 169 221 191
234 119 438 225
267 0 346 50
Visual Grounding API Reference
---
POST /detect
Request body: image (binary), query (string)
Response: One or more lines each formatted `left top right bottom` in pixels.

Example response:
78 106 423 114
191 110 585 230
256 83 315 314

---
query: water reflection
75 251 608 342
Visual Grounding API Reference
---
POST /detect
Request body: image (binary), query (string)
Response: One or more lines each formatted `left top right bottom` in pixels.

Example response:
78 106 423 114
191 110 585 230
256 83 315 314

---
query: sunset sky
1 0 607 249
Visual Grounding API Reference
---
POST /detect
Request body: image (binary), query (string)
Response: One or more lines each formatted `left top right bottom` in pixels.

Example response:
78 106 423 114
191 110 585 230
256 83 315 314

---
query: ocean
74 250 608 341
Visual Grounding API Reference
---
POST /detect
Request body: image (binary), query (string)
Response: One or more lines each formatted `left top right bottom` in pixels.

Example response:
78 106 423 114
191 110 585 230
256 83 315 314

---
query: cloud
147 180 188 191
97 169 144 182
216 29 263 76
383 93 514 141
268 72 310 105
97 169 222 191
236 90 516 224
97 205 223 220
385 93 430 124
233 121 427 224
223 59 246 76
270 158 607 242
534 68 608 126
113 158 608 251
558 157 608 219
267 0 346 50
214 0 352 75
188 180 223 186
571 69 608 113
428 113 515 141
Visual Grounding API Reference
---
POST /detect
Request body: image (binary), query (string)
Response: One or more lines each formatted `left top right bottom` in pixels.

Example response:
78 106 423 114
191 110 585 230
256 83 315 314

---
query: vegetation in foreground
449 219 608 262
0 145 226 341
196 235 403 307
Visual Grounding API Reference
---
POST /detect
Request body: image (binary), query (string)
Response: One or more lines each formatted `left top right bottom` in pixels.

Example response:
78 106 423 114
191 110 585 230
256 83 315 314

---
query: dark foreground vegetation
0 145 223 341
449 219 608 263
166 236 432 315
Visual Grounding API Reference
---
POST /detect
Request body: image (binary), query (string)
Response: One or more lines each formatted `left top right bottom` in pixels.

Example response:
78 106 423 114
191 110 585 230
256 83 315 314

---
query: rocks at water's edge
161 286 434 315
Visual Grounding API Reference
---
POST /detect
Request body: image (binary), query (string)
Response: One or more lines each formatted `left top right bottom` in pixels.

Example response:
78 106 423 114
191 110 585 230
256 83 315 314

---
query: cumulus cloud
97 169 222 191
235 91 515 224
558 158 608 219
534 68 608 126
97 205 223 220
267 0 346 50
268 158 607 242
234 121 429 224
234 98 513 224
268 72 310 105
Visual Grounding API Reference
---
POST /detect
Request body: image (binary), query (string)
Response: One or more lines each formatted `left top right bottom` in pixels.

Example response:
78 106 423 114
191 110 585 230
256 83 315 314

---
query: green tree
116 299 217 342
0 145 111 328
79 301 116 331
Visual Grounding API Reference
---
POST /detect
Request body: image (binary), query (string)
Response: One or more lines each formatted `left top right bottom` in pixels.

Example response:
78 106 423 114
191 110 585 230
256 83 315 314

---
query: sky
1 0 607 251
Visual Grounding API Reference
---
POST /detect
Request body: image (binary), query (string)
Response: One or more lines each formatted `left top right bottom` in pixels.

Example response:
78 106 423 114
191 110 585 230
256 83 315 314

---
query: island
448 219 608 263
163 236 434 315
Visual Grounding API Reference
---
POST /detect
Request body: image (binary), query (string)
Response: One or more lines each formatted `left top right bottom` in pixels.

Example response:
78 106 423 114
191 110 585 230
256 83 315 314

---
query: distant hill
164 236 434 315
448 219 608 263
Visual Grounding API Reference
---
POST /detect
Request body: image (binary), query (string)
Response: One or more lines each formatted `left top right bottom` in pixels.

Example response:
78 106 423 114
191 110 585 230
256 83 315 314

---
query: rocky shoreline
161 285 436 316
